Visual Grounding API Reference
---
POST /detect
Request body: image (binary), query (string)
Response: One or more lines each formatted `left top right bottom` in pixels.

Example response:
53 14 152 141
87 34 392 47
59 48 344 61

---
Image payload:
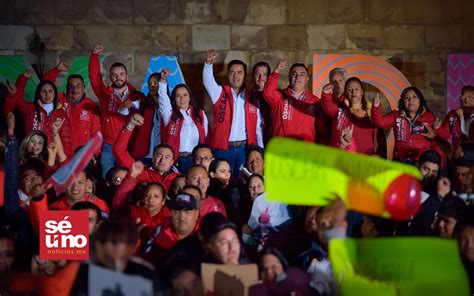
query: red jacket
201 195 227 219
132 95 158 158
163 106 207 161
262 72 321 142
153 217 199 251
321 92 384 155
59 95 101 154
209 85 258 150
372 105 443 162
113 128 180 192
112 175 171 241
436 108 465 146
89 52 145 145
4 73 72 157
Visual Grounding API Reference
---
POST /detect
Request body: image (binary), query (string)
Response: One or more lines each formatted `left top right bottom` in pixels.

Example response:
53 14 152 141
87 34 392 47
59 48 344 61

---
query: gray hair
328 67 347 80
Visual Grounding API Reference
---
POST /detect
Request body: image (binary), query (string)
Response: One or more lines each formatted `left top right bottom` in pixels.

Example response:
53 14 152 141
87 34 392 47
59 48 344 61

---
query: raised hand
130 161 145 178
373 93 381 107
57 60 70 72
421 123 436 139
161 68 171 81
93 43 105 54
322 83 333 95
437 177 451 198
6 82 17 96
205 50 218 64
340 125 353 149
51 118 65 134
24 70 33 78
129 113 144 127
274 60 288 74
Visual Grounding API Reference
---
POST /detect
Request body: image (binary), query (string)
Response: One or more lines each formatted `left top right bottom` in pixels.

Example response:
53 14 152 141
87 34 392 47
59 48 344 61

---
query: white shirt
203 63 263 147
115 86 140 116
247 192 291 230
146 101 161 159
158 82 208 152
42 102 54 116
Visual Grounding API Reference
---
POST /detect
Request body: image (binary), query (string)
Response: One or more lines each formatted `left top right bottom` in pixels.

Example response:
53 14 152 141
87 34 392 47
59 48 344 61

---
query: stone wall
1 0 474 117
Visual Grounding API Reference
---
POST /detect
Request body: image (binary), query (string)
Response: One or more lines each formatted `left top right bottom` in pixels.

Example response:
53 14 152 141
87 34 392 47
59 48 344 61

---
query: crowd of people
0 42 473 295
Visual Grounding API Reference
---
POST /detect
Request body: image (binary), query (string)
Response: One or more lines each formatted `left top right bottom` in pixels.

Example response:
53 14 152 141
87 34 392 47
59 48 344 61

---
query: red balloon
384 174 421 221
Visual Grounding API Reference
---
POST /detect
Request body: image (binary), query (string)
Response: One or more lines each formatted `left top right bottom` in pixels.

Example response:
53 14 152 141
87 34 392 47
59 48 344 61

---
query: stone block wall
1 0 474 117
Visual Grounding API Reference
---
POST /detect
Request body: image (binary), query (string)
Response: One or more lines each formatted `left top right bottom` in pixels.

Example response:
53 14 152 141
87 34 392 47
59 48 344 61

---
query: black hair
344 77 368 111
247 145 264 161
453 207 474 238
289 63 309 74
180 184 203 200
418 150 442 168
109 62 128 74
93 216 138 245
200 212 237 242
71 201 102 224
461 85 474 96
34 80 58 123
364 215 396 237
248 174 264 185
252 62 271 76
170 83 203 124
228 60 247 77
152 143 175 158
148 72 161 83
144 182 166 197
258 247 289 271
19 157 45 179
208 158 230 174
438 196 467 221
192 144 214 161
398 86 430 117
67 74 85 84
105 166 129 182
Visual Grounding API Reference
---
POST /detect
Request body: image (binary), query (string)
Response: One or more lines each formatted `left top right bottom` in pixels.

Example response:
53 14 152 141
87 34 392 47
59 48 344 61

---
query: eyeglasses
194 156 214 162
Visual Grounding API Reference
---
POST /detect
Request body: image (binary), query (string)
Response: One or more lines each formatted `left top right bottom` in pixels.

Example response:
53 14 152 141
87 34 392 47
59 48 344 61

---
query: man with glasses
60 74 101 153
192 144 215 172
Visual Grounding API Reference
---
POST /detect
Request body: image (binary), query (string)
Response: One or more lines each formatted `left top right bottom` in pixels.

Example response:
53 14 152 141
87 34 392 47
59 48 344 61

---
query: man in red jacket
61 74 101 154
113 114 180 192
263 60 324 143
203 50 263 177
89 43 145 177
185 165 227 218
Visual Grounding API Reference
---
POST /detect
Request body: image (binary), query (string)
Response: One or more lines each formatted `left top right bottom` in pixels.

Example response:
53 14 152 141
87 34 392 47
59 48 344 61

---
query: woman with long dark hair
321 77 386 156
371 86 443 163
4 69 71 157
158 68 208 173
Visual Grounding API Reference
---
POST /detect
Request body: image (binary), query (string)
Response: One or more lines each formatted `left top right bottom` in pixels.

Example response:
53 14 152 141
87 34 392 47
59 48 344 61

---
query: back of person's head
363 215 396 237
438 196 467 221
93 216 138 246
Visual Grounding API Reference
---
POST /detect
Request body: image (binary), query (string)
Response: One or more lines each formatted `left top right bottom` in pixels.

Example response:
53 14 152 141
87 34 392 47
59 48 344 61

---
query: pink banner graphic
447 54 474 112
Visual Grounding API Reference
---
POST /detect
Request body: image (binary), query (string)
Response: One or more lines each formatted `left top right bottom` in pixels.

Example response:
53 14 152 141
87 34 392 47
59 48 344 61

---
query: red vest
163 106 206 160
209 85 258 150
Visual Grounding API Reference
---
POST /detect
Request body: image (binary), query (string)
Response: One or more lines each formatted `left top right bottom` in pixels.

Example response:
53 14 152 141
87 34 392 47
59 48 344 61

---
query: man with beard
89 43 145 177
410 150 452 235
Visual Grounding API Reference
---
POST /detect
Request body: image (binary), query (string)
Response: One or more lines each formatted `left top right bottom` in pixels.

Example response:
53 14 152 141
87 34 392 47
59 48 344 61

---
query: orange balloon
347 180 385 216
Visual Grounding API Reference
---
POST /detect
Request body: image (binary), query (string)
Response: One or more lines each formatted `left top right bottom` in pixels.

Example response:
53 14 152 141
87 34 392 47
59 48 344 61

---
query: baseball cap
172 193 198 211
